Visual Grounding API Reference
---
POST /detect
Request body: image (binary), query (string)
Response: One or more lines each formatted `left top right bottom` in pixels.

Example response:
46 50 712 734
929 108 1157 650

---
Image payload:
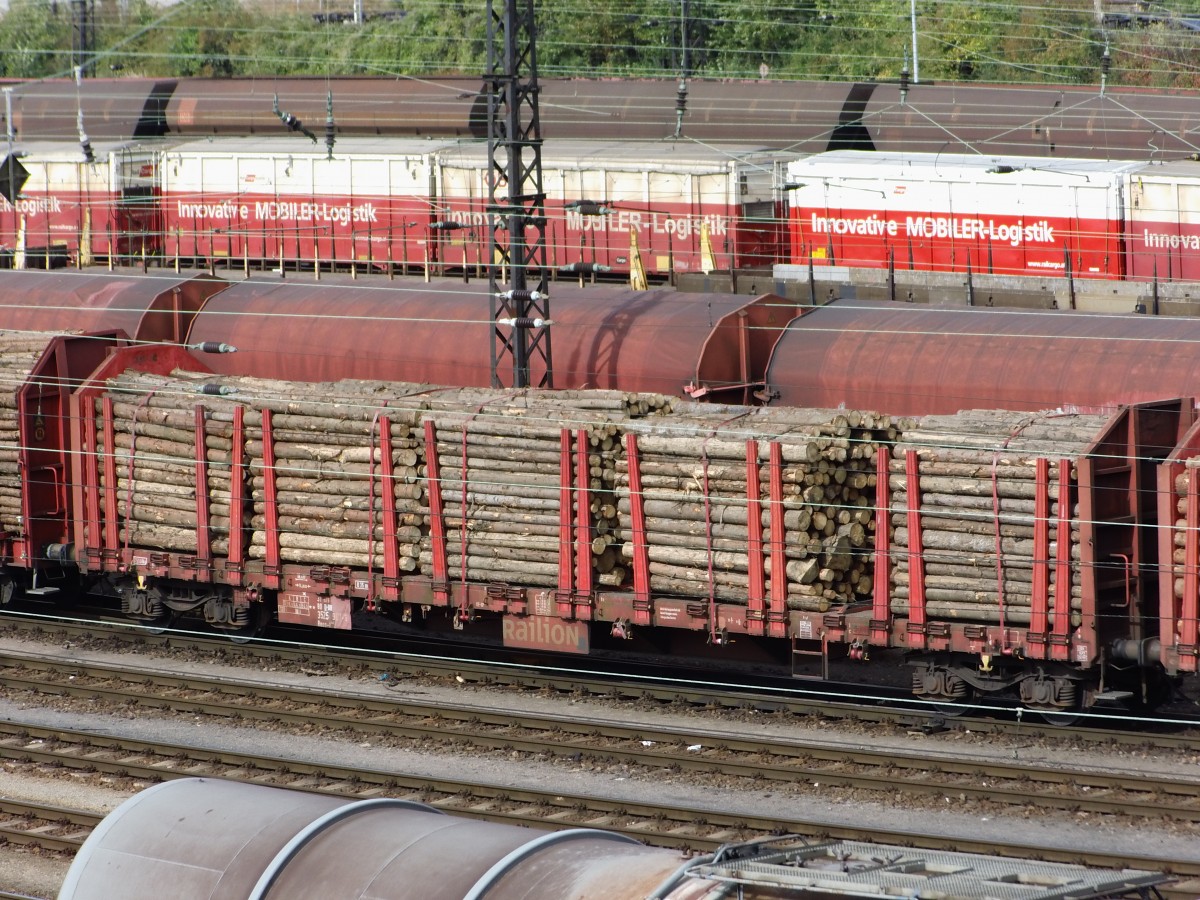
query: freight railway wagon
786 151 1200 281
10 75 1200 161
0 141 160 266
8 138 786 278
1 325 1198 715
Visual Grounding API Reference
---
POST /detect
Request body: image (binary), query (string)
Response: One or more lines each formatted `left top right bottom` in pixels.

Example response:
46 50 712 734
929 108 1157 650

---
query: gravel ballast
2 634 1199 897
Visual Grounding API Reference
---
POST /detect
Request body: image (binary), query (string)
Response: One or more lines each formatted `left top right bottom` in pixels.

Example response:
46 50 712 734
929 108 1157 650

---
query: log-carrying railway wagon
6 270 1200 715
786 151 1200 282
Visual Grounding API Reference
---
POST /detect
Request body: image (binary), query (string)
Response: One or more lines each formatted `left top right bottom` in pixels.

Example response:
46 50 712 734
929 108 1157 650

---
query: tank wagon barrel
182 277 796 403
764 300 1200 415
9 75 1200 161
61 779 1167 900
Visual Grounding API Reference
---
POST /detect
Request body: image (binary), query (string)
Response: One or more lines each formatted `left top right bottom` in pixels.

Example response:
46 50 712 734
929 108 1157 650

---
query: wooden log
418 551 560 578
443 531 561 552
889 515 1042 540
892 528 1076 558
439 506 562 528
628 434 828 464
889 492 1052 517
887 474 1056 500
891 584 1082 603
888 601 1082 627
118 524 197 550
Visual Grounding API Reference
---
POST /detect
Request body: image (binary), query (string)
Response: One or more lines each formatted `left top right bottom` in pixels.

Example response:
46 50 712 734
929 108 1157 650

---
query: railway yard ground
2 628 1200 897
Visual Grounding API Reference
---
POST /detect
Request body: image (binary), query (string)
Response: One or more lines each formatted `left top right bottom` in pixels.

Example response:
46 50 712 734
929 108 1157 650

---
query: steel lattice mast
486 0 551 389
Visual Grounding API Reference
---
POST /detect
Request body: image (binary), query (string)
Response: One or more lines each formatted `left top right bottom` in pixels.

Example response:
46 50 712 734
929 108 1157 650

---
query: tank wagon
762 301 1200 415
7 270 1200 713
59 779 1169 900
786 151 1200 282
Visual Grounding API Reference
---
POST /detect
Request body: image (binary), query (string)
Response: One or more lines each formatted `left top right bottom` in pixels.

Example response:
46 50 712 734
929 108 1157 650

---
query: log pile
415 387 670 587
888 410 1107 626
98 371 242 555
1170 461 1200 604
0 331 75 536
616 405 899 611
94 372 674 584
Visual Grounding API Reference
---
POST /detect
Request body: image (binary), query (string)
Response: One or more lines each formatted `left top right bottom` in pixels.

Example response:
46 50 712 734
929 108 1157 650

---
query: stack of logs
887 410 1104 626
616 405 899 611
0 331 76 536
95 371 673 584
1170 459 1200 608
100 371 240 557
416 388 670 588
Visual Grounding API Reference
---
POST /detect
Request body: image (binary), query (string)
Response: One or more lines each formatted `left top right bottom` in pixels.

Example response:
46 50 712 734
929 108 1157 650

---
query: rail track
3 647 1200 827
0 720 1197 895
5 614 1200 747
2 622 1200 897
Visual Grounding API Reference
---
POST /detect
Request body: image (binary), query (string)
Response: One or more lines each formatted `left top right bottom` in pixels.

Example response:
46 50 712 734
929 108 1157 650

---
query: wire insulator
564 200 613 216
325 90 335 160
558 262 612 274
497 290 546 303
197 384 238 396
190 341 237 354
497 316 551 328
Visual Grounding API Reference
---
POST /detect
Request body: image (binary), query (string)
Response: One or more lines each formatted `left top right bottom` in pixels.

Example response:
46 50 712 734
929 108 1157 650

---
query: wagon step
1090 690 1135 703
24 587 59 596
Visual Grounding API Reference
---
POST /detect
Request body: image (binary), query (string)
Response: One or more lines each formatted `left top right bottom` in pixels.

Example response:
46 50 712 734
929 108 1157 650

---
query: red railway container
158 137 463 268
0 142 161 265
1126 159 1200 283
786 151 1141 279
432 141 786 277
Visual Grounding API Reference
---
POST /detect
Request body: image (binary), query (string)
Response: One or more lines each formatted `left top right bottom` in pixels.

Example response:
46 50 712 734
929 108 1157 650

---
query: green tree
0 0 71 78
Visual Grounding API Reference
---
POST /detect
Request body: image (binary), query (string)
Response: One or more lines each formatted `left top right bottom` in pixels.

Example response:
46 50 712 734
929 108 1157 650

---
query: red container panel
786 151 1140 279
159 137 463 267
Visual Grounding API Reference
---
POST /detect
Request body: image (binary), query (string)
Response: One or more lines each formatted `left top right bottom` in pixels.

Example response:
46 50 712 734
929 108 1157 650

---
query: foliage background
0 0 1197 87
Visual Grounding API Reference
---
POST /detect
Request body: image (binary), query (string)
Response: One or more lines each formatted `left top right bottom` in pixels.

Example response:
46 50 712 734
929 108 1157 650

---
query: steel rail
0 719 1195 885
5 616 1200 749
2 651 1200 825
